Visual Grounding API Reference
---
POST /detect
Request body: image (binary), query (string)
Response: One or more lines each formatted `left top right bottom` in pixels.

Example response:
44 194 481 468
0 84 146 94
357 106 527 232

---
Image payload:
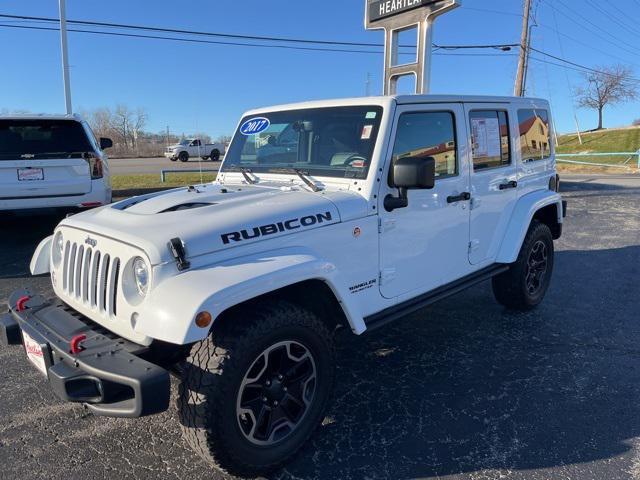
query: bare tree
576 65 638 130
216 135 232 145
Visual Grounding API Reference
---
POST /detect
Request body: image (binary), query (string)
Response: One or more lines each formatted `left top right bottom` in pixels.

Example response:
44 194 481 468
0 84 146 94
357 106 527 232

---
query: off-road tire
492 220 554 310
178 151 189 162
177 300 335 477
210 149 220 162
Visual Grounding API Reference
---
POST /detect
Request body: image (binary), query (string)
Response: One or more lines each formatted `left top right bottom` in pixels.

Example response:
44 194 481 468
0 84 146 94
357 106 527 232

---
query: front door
464 104 519 265
378 104 472 299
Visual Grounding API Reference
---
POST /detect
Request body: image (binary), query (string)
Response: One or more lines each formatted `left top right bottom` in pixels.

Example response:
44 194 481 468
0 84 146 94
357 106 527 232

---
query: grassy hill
556 127 640 172
557 127 640 154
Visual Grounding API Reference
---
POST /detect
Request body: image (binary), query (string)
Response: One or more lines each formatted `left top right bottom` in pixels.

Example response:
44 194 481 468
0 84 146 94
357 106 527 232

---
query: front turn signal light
195 311 212 328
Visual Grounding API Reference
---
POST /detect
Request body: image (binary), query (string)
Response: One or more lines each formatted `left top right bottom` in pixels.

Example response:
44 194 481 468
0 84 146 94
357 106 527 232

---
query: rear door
0 119 93 199
464 103 518 265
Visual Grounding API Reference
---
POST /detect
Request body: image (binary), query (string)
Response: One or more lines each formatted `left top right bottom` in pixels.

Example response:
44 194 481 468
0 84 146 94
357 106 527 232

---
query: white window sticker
361 125 373 140
471 117 501 158
366 111 377 119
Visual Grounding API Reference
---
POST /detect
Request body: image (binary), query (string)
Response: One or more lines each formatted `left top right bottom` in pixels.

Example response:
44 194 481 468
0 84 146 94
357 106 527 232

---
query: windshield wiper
271 168 322 192
227 166 258 184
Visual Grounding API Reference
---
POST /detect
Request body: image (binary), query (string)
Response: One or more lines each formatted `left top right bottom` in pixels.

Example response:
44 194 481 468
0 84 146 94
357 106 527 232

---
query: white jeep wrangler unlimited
1 95 565 477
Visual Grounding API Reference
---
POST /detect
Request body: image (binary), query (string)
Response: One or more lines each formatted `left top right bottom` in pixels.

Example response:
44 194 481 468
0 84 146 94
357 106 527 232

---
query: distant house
519 114 550 160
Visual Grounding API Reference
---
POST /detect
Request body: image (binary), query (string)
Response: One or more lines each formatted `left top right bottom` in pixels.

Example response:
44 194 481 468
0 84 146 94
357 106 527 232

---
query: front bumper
164 152 177 159
0 289 170 418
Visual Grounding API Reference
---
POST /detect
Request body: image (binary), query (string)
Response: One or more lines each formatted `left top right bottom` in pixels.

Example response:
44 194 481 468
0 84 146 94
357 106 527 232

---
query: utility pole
514 0 532 97
59 0 72 114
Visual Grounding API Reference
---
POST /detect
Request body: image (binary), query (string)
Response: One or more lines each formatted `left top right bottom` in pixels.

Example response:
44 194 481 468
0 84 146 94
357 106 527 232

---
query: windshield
0 120 93 160
222 106 383 179
178 139 191 146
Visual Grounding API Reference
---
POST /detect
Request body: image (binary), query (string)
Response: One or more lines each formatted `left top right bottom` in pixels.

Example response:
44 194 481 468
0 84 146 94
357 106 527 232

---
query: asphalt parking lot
1 174 639 480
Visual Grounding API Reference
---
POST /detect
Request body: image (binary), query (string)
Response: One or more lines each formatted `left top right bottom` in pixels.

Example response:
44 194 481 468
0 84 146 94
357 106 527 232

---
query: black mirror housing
384 156 436 212
99 137 113 150
389 156 436 190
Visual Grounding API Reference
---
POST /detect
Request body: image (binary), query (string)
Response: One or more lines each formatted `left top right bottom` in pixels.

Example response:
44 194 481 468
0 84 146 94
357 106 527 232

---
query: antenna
365 0 461 95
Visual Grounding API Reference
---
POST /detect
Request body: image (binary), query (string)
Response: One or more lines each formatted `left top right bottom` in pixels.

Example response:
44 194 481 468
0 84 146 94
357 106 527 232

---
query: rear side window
518 109 551 161
469 110 510 170
0 120 93 160
392 111 457 179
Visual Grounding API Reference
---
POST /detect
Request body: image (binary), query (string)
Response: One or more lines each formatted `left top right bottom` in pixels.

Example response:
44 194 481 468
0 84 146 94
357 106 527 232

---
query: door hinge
379 268 396 285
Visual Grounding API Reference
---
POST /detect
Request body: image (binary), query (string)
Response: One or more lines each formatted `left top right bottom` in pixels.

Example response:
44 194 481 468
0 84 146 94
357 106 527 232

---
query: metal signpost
59 0 72 114
365 0 460 95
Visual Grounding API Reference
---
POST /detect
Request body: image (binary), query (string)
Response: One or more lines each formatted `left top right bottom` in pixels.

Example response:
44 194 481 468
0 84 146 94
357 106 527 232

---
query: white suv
0 114 112 211
1 95 566 477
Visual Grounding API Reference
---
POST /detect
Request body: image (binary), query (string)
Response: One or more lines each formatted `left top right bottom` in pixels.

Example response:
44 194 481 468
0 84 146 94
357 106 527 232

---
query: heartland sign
364 0 460 95
368 0 440 23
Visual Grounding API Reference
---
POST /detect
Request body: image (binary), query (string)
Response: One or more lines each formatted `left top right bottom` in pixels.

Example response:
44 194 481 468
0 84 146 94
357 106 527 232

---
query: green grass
112 173 217 191
557 127 640 154
556 127 640 170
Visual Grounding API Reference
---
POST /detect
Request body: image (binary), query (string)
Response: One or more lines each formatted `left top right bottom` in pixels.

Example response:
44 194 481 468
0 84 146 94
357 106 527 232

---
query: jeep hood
60 183 367 265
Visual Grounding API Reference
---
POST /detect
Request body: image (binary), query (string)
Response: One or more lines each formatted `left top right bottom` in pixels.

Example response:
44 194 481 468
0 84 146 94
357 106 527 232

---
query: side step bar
364 264 509 332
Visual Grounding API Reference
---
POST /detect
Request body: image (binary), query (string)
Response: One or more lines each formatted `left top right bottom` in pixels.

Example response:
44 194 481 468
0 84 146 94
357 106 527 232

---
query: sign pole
59 0 73 115
366 0 460 96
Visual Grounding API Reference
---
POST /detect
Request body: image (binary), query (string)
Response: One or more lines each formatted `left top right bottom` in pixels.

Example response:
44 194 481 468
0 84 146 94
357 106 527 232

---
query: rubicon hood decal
221 211 333 244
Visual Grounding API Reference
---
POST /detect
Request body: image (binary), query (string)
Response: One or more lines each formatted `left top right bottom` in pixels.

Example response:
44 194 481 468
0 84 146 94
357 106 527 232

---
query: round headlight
52 231 64 267
132 257 149 297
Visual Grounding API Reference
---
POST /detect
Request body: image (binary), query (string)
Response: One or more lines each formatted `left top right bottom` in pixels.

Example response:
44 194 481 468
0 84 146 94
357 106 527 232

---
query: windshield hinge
168 237 190 271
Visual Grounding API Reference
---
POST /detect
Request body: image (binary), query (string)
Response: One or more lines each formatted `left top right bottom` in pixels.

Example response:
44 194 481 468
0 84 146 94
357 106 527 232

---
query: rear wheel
210 149 220 162
178 151 189 162
177 300 335 477
492 220 554 310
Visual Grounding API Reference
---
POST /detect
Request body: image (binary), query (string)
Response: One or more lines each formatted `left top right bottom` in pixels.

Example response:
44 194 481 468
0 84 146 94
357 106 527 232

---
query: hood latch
168 237 191 271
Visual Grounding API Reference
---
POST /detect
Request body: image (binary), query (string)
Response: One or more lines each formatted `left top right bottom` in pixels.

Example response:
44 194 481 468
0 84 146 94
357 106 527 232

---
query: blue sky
1 0 639 137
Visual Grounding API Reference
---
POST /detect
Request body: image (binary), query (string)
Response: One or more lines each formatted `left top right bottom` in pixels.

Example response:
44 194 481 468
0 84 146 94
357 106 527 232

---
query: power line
0 22 517 58
530 46 640 82
583 0 640 37
0 13 516 52
552 0 640 55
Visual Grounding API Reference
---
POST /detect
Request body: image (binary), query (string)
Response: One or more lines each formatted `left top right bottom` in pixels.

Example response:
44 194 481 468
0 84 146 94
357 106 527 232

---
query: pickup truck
164 138 224 162
1 94 566 477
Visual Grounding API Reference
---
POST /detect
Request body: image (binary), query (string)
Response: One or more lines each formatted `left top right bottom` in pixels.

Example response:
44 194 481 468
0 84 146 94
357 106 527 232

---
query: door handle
499 180 518 190
447 192 471 203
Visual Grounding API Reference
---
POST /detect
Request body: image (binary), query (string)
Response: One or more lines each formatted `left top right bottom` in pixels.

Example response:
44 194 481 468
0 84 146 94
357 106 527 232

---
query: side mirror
384 156 436 211
99 137 113 150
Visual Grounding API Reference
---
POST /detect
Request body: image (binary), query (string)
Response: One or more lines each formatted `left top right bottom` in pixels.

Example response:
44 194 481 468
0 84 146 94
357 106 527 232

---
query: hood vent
159 202 216 213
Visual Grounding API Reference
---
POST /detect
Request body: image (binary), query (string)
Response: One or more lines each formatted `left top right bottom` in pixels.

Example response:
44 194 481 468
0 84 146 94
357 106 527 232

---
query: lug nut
278 374 283 380
262 397 268 402
273 401 279 406
283 387 288 392
265 380 271 386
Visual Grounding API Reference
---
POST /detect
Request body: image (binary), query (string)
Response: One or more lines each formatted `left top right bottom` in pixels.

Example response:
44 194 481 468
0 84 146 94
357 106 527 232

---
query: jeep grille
62 240 120 316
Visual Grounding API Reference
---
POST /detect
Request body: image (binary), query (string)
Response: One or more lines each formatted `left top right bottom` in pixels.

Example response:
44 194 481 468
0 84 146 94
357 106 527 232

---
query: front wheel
177 301 335 477
178 151 189 162
492 220 554 310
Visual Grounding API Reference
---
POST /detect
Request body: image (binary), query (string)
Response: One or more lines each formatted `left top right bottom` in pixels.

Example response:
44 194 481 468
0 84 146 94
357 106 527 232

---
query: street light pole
59 0 72 114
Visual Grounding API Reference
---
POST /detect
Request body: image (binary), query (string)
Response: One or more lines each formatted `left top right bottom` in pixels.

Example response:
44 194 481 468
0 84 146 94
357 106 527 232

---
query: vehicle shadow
273 245 640 479
0 211 64 278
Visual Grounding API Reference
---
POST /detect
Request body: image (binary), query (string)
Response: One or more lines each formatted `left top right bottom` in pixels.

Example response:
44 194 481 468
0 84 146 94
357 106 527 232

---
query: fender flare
136 247 364 345
495 190 563 264
30 235 52 275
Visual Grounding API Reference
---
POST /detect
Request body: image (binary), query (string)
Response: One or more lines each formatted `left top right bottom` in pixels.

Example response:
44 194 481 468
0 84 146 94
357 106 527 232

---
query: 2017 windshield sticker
240 117 270 135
